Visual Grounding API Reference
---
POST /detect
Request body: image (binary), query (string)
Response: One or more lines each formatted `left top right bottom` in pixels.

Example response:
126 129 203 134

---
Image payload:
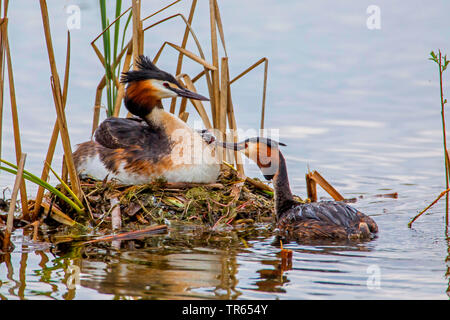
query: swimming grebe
73 56 222 185
222 138 378 240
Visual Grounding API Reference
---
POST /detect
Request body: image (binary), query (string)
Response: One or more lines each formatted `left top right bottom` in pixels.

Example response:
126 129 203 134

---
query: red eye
163 82 170 88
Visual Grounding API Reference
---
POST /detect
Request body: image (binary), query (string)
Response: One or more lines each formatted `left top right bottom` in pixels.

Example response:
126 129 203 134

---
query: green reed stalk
429 50 450 226
99 0 130 117
0 159 84 214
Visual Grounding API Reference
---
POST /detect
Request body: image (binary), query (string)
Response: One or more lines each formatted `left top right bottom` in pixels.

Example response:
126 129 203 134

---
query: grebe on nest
222 138 378 240
73 56 221 185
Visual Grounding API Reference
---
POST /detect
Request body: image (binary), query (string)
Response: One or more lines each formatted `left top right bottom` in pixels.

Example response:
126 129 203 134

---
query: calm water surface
1 0 449 299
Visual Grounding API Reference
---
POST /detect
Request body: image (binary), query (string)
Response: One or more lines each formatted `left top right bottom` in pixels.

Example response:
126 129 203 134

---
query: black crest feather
120 55 180 86
135 55 159 71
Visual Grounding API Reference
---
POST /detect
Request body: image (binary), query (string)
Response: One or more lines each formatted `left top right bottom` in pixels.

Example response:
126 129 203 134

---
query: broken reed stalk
91 76 106 135
229 57 269 130
305 172 318 202
110 197 121 230
3 153 26 251
308 170 345 201
39 0 81 200
33 31 72 218
408 187 450 228
4 19 28 217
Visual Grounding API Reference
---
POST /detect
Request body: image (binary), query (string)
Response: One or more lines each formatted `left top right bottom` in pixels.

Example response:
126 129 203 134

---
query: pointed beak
170 87 209 101
220 141 247 151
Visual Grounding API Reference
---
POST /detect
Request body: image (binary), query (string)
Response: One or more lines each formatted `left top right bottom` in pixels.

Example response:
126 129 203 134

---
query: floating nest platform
40 167 304 232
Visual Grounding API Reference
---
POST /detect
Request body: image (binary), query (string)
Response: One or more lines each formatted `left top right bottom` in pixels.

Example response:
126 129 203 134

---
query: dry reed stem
131 0 141 70
192 70 206 83
175 76 188 117
81 225 168 245
408 187 450 228
229 57 268 129
113 45 133 117
246 176 273 192
0 18 7 163
91 42 106 67
61 154 68 187
142 0 182 22
226 74 244 175
62 31 70 107
111 197 121 230
33 27 74 217
181 74 212 129
309 170 344 201
178 98 188 117
219 57 228 135
209 0 220 129
305 172 318 202
40 199 77 227
1 0 8 19
5 29 28 216
213 0 227 57
91 76 106 135
5 153 26 234
170 0 197 114
2 153 25 251
179 111 189 122
33 31 71 214
154 41 217 71
91 6 132 45
219 57 229 161
39 0 81 200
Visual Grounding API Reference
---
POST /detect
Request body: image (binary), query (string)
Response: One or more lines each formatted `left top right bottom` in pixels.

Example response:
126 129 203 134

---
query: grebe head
222 137 286 180
121 55 209 117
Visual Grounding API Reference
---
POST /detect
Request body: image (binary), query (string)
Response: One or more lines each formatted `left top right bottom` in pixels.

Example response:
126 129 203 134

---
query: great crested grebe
73 56 222 184
222 138 378 240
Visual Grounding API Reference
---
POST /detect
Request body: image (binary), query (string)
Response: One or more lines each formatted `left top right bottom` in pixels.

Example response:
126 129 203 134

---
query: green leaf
0 159 84 214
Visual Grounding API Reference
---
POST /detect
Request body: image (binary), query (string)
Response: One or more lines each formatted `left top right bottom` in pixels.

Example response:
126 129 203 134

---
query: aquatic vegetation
409 50 450 232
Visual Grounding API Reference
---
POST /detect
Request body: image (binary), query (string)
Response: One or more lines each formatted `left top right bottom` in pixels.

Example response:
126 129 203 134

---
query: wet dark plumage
277 200 378 240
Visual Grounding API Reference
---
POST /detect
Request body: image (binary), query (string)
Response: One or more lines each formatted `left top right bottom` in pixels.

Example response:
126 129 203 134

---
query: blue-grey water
0 0 449 299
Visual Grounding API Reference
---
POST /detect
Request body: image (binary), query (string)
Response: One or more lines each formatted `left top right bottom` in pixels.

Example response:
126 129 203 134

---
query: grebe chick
222 138 378 240
73 56 222 185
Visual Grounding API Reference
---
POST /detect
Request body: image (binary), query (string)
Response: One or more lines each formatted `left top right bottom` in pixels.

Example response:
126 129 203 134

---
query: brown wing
94 117 152 149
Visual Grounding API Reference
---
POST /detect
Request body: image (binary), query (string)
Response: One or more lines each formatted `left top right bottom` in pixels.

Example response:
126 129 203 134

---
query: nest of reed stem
37 166 303 233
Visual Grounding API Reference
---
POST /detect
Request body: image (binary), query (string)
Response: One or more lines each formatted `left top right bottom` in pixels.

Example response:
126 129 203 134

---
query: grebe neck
273 151 296 219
